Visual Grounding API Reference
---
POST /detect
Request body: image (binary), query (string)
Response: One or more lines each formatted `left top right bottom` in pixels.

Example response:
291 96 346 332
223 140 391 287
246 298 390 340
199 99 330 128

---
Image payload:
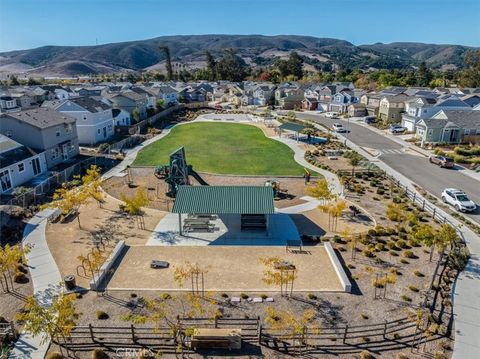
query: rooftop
3 107 75 129
172 185 274 214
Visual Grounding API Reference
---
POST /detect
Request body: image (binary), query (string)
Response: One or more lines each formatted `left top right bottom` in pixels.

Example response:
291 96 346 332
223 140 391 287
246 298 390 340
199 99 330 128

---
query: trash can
64 275 76 291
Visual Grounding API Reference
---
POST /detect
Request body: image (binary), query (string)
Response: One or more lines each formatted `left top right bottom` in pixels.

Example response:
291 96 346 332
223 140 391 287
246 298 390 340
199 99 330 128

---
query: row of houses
1 80 479 194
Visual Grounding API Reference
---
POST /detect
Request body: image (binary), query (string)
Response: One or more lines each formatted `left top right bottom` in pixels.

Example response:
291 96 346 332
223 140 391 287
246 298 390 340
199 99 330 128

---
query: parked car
325 112 339 119
389 125 406 134
364 116 376 124
441 188 477 212
429 155 454 168
332 123 347 133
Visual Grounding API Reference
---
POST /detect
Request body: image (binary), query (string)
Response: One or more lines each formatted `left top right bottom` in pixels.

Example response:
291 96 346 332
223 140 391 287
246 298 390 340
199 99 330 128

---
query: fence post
433 208 436 219
383 320 388 340
131 324 136 342
257 324 263 344
422 200 425 210
413 193 416 203
89 323 94 341
343 325 348 344
214 316 218 328
10 321 17 340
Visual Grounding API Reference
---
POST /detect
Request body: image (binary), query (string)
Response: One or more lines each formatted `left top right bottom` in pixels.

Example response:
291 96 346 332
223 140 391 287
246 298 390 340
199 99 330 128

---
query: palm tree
159 45 173 81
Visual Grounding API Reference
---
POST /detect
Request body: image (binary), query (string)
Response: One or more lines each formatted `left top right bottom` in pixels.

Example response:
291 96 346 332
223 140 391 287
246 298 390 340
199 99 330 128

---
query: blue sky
0 0 479 52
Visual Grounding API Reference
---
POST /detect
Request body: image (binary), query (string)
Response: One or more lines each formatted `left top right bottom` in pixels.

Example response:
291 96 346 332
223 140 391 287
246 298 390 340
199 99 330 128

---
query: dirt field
107 245 344 292
45 194 167 288
103 167 312 210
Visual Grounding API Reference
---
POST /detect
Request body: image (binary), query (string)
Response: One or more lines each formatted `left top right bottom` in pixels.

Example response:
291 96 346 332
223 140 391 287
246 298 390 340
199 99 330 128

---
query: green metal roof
172 186 275 214
279 122 306 133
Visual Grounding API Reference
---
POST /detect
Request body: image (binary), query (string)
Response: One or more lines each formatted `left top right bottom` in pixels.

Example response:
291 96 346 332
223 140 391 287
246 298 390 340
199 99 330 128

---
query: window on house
56 128 61 137
83 114 87 120
65 124 73 134
6 130 12 137
51 148 59 159
18 163 25 172
97 129 101 134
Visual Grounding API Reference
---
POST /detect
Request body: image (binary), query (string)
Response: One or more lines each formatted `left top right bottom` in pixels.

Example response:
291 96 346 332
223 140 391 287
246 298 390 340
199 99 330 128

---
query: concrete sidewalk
10 208 62 359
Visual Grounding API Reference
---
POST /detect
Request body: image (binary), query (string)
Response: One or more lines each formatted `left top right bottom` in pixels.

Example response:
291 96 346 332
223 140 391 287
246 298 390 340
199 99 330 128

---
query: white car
325 112 339 119
441 188 477 212
332 123 347 133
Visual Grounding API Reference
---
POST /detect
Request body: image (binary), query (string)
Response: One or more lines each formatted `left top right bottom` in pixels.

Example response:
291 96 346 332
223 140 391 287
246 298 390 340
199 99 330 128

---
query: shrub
14 273 28 283
362 337 371 343
362 248 376 258
386 241 396 250
400 259 410 264
359 350 374 359
403 250 415 258
375 243 385 251
408 285 419 292
434 351 446 359
367 229 377 237
396 353 409 359
333 235 342 243
130 293 138 298
361 313 369 319
96 311 109 320
377 188 385 195
393 196 403 204
240 293 249 299
46 353 63 359
401 294 412 302
307 293 317 300
389 251 399 256
91 349 108 359
160 293 172 300
396 239 406 248
347 263 355 269
261 294 268 300
17 264 28 274
413 270 424 277
221 293 229 298
398 232 408 240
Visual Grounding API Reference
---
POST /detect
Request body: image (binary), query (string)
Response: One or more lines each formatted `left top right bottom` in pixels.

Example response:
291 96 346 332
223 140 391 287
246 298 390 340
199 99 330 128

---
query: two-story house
360 93 383 117
107 92 148 121
0 134 47 193
149 85 179 106
252 84 275 106
378 94 410 123
0 108 79 168
43 97 115 145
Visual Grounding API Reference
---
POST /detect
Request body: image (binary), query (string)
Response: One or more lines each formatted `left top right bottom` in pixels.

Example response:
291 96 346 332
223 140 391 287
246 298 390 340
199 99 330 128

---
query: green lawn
133 122 304 175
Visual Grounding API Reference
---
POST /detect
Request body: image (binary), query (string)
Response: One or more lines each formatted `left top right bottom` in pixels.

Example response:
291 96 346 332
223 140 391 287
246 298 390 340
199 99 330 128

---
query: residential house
277 88 304 110
462 94 480 108
43 96 115 145
348 103 367 117
329 90 356 113
317 85 336 111
378 94 410 123
252 84 275 106
149 85 179 106
131 87 156 109
112 109 131 127
10 92 37 110
302 97 319 110
274 82 299 106
76 86 104 97
41 85 74 100
107 92 148 121
0 108 79 168
0 96 20 113
415 110 480 145
360 93 383 117
402 95 472 131
0 135 47 193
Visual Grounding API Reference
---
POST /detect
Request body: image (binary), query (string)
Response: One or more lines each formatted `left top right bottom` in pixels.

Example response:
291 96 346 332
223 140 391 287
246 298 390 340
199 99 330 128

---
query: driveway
295 112 480 224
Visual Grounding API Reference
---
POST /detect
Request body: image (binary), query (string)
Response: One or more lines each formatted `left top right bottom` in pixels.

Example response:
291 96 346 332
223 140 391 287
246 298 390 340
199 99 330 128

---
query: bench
189 328 242 350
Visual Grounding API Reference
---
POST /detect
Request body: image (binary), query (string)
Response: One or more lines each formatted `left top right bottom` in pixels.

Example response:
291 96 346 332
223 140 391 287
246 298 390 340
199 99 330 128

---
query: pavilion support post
266 214 270 237
179 213 182 236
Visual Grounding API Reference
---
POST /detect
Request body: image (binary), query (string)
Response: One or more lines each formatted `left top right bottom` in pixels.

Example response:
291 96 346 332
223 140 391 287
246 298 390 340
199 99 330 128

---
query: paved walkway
10 208 62 359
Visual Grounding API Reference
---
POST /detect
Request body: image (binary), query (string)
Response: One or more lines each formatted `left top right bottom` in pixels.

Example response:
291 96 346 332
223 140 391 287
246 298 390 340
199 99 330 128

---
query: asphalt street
296 112 480 224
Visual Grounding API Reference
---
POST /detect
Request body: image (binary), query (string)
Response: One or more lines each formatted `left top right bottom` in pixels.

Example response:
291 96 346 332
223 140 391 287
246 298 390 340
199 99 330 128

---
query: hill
0 35 475 76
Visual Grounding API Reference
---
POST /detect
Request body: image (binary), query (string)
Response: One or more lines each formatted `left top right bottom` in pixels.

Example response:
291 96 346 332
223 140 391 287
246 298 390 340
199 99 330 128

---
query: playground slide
189 169 209 186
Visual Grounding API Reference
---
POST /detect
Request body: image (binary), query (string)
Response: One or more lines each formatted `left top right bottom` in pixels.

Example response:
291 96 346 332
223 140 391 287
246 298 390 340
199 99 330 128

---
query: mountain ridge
0 34 476 77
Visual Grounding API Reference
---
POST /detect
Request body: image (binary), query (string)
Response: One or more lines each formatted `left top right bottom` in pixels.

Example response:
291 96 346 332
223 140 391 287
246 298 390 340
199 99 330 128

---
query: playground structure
264 179 289 199
154 147 208 197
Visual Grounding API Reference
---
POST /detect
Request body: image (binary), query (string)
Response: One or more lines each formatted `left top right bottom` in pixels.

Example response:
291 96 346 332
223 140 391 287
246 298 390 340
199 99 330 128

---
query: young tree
120 186 149 216
259 257 297 297
0 244 31 292
434 224 459 259
386 203 406 222
46 165 104 228
413 224 436 261
347 152 363 177
132 108 140 123
305 179 334 204
173 262 209 297
331 200 347 232
17 293 80 357
265 307 318 353
416 62 433 87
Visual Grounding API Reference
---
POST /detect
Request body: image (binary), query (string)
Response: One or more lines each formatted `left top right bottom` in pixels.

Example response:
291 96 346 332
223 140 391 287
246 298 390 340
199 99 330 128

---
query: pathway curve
10 208 62 359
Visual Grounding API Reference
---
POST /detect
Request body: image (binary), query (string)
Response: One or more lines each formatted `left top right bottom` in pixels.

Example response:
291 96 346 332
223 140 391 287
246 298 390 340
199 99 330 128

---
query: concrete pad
107 245 344 292
147 213 300 246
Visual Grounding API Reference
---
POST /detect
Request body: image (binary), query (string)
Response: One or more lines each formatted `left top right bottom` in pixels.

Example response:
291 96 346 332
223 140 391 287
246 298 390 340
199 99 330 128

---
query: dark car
364 116 376 124
429 155 454 168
